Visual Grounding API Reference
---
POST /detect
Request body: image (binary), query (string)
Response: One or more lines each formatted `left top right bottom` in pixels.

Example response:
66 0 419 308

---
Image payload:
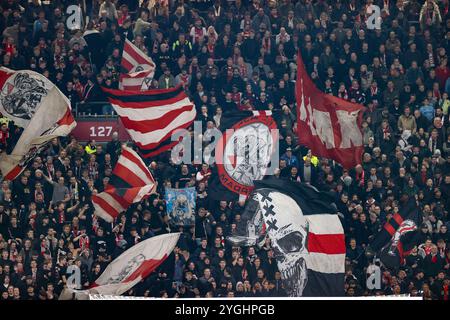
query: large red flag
295 53 364 169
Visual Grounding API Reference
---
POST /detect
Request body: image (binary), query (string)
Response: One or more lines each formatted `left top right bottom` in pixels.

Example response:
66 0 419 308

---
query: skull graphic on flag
227 179 346 297
255 189 310 297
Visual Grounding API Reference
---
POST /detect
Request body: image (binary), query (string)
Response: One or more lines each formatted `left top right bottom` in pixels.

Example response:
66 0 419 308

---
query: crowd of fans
0 0 450 300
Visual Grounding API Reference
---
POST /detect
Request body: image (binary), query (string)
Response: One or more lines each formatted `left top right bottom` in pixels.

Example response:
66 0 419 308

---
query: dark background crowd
0 0 450 300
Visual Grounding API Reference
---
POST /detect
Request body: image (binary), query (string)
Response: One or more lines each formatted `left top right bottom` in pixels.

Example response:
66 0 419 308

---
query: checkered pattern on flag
119 38 155 91
92 146 156 222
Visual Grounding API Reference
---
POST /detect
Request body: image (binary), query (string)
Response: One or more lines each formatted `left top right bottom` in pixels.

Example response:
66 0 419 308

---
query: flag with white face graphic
119 38 155 91
0 67 76 180
60 233 180 299
228 178 345 297
208 111 278 202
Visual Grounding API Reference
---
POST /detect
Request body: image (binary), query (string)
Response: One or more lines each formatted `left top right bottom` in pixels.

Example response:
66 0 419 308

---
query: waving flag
92 146 156 222
228 178 345 297
119 38 155 91
0 67 76 180
368 196 420 252
295 53 364 169
379 220 419 270
60 233 180 299
102 85 196 158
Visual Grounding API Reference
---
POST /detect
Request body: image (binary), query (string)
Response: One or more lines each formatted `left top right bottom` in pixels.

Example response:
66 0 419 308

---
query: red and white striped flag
102 85 196 158
119 38 156 91
92 146 156 222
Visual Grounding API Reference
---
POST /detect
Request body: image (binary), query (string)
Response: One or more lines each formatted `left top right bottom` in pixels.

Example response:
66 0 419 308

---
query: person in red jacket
423 244 445 278
435 59 450 91
196 163 212 186
0 123 9 151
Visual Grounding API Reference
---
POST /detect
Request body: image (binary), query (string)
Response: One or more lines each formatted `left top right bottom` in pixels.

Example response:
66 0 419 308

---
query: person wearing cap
280 147 299 169
140 222 154 240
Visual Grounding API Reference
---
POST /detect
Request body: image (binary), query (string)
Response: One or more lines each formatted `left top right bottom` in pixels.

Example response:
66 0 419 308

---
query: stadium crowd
1 0 450 300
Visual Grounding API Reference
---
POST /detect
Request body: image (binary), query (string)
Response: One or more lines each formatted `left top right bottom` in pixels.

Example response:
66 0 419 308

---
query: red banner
71 118 130 142
295 53 364 169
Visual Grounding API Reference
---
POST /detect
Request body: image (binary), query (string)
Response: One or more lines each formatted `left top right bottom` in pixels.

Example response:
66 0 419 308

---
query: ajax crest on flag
214 112 278 198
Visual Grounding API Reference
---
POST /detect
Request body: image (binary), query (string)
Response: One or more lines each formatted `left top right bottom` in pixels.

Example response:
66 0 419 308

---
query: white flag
0 67 76 180
60 233 180 299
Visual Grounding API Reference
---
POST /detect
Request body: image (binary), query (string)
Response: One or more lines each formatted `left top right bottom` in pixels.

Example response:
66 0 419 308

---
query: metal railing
74 101 117 118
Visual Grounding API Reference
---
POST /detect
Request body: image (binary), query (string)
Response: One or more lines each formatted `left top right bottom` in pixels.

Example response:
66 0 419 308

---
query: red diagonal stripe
133 119 195 150
120 148 154 183
57 108 75 126
122 40 154 67
4 165 24 181
123 255 168 283
392 213 404 226
123 187 141 203
384 223 396 236
121 59 135 72
106 188 132 209
122 186 153 203
114 162 147 187
92 194 121 220
119 105 194 133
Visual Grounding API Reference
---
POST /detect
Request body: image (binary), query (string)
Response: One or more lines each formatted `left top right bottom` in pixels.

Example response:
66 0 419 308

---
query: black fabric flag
379 220 420 270
369 196 421 252
228 178 346 297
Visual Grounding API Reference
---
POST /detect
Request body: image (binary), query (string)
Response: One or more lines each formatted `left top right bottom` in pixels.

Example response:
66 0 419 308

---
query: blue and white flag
165 187 196 226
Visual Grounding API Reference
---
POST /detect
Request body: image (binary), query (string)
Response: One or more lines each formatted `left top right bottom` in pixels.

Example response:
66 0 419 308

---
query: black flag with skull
229 178 346 297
